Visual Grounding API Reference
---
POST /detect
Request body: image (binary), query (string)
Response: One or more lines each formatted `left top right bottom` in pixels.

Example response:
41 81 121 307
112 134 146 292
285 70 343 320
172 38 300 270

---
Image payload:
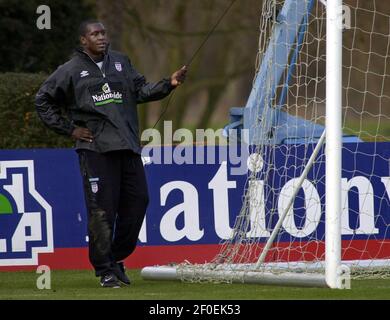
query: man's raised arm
128 60 187 104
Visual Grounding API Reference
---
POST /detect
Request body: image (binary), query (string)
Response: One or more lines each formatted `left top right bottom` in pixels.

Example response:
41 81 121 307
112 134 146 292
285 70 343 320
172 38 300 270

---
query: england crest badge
89 178 99 194
115 62 122 72
91 182 98 194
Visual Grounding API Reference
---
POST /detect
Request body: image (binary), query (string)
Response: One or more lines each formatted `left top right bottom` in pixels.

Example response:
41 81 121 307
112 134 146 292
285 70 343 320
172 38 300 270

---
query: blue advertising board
0 143 389 269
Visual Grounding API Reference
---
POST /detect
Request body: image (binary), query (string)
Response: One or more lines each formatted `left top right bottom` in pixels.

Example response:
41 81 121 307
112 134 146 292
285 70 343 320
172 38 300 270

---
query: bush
0 73 74 149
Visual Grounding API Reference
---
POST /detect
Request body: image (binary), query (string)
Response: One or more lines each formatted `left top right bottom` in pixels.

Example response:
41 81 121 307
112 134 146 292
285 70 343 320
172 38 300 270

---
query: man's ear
80 36 87 46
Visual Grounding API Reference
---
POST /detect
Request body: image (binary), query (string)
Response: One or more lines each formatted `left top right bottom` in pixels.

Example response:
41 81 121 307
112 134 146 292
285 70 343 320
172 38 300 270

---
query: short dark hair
78 19 102 37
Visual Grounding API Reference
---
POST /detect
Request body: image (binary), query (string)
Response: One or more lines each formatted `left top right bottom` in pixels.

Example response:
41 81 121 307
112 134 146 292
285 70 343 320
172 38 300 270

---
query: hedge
0 73 73 149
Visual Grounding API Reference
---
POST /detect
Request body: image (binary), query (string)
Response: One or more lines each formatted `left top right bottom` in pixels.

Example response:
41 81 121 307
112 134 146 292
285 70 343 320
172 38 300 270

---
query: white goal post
325 0 343 289
141 0 390 289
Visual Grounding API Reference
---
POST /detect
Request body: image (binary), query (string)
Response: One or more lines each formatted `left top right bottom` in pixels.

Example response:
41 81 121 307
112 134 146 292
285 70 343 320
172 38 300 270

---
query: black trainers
100 273 121 288
114 261 131 285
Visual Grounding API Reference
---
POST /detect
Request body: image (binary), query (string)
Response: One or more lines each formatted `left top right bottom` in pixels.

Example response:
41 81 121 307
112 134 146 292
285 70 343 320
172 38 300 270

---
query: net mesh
177 0 390 283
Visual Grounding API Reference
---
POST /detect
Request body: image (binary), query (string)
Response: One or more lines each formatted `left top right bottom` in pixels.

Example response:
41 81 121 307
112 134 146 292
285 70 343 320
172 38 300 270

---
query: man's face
80 23 107 56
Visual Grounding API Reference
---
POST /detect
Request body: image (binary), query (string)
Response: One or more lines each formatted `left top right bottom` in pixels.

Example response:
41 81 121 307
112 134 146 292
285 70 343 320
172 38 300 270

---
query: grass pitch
0 270 390 300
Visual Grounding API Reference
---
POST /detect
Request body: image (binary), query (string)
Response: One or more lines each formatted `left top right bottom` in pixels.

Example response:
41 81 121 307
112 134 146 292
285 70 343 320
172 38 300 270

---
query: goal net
142 0 390 288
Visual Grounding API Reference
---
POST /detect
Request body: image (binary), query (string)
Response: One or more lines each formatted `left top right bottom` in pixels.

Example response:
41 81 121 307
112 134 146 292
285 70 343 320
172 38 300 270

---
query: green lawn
343 119 390 142
0 270 390 300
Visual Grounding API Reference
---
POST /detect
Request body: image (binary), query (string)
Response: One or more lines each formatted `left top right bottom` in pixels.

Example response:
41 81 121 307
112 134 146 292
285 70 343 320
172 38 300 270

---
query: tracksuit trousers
77 149 149 277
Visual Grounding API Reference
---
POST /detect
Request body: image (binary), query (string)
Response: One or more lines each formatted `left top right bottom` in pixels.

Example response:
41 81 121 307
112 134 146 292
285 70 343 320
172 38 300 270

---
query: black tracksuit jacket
35 48 174 154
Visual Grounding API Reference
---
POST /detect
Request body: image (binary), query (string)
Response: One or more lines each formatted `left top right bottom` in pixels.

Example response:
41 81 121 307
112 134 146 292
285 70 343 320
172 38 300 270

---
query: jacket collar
74 44 111 61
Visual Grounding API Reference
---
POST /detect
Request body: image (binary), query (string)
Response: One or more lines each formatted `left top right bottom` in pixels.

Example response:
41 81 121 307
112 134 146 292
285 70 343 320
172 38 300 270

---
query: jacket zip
80 50 107 78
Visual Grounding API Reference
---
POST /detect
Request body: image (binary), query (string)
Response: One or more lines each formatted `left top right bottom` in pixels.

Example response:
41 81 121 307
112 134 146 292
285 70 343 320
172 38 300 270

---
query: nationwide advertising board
0 143 389 271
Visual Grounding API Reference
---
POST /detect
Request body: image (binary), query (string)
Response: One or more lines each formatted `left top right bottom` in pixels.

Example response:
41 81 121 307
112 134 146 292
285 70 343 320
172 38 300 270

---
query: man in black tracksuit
35 20 187 287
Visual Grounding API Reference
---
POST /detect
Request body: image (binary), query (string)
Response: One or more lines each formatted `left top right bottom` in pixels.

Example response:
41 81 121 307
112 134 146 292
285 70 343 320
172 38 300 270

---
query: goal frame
141 0 350 289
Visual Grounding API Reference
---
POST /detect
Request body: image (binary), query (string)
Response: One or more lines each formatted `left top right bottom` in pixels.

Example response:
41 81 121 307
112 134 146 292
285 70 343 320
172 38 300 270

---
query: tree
0 0 95 73
116 0 260 133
